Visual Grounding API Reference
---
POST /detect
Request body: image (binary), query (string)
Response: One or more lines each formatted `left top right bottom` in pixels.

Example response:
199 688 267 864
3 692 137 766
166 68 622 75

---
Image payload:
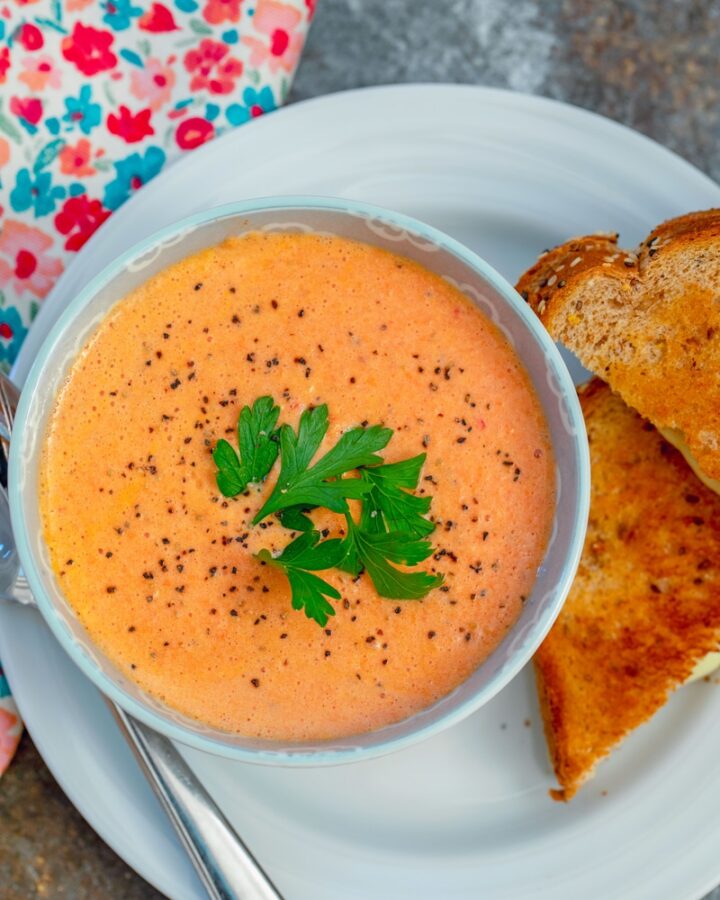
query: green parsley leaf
360 453 435 537
253 405 392 523
213 396 280 497
238 396 282 483
337 538 362 577
340 515 444 599
368 453 427 489
285 570 340 627
267 530 347 569
213 439 249 497
256 530 346 626
277 505 316 532
357 530 435 566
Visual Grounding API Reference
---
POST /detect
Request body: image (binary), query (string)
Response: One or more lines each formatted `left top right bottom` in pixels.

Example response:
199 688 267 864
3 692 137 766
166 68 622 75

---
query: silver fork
0 371 282 900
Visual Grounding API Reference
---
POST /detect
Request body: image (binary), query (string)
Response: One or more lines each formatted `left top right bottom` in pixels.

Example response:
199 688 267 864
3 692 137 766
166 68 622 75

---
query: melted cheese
659 427 720 495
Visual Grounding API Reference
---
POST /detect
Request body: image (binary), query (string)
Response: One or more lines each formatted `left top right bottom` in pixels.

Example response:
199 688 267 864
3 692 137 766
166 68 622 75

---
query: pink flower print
183 39 243 95
55 195 111 252
59 138 96 177
129 57 176 112
0 138 9 168
0 48 10 85
18 54 61 91
61 23 117 78
107 105 154 144
175 116 214 150
9 96 42 126
202 0 242 25
0 707 20 773
18 23 43 51
242 0 303 74
66 0 94 9
138 2 179 32
0 221 63 299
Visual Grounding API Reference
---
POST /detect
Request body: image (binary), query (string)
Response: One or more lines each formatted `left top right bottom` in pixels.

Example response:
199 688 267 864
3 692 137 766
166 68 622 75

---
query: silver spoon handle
110 705 283 900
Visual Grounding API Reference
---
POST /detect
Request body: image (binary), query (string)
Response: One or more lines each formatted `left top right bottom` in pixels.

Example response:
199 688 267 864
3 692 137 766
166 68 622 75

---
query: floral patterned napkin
0 0 314 776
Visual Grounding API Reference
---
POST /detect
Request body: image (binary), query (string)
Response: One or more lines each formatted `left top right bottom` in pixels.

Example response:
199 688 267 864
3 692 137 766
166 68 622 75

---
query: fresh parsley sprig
339 514 444 599
212 396 280 496
252 404 392 523
358 454 435 537
256 530 346 627
213 395 443 625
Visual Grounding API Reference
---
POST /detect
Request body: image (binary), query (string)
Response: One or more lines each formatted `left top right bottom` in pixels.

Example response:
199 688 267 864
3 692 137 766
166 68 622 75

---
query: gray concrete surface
2 0 719 896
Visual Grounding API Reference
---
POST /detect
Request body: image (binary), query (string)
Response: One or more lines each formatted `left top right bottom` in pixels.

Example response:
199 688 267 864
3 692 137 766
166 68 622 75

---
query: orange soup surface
40 232 555 741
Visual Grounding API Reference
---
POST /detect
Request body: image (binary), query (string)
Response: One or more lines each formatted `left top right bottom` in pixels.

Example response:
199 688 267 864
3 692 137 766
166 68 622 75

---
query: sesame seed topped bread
534 380 720 801
515 210 720 489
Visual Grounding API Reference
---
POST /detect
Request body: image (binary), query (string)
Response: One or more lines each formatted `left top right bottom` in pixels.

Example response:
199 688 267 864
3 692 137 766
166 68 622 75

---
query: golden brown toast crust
533 380 720 801
516 233 632 319
516 210 720 483
643 209 720 252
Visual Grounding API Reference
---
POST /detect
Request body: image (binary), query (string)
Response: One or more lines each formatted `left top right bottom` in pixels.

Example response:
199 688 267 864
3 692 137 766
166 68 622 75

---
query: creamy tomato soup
39 233 555 741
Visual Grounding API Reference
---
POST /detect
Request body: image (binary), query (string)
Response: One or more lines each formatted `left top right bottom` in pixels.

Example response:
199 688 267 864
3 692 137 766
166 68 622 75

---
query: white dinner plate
3 85 720 900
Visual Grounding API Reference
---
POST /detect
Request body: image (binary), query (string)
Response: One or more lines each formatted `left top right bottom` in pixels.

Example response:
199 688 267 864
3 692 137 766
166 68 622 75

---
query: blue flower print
226 104 250 127
226 86 276 127
102 0 143 31
253 85 277 112
0 307 29 367
103 147 166 211
62 86 102 136
10 169 66 218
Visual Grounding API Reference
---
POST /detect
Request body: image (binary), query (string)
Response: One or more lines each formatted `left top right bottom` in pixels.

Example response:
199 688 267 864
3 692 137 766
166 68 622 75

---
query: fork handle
109 703 283 900
0 370 20 451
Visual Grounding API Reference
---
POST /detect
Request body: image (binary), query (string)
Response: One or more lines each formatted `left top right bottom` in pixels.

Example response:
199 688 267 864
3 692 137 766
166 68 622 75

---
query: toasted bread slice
515 210 720 486
534 379 720 801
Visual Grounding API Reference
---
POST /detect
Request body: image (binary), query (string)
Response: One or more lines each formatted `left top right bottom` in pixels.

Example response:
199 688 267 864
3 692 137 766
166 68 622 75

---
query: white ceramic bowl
9 197 589 764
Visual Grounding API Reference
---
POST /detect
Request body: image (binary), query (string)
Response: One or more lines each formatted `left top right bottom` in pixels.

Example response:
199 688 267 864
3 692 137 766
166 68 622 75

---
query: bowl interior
9 199 588 764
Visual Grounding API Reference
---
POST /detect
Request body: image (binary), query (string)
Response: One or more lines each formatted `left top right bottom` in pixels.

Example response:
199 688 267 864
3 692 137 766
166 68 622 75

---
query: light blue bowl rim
9 195 590 765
